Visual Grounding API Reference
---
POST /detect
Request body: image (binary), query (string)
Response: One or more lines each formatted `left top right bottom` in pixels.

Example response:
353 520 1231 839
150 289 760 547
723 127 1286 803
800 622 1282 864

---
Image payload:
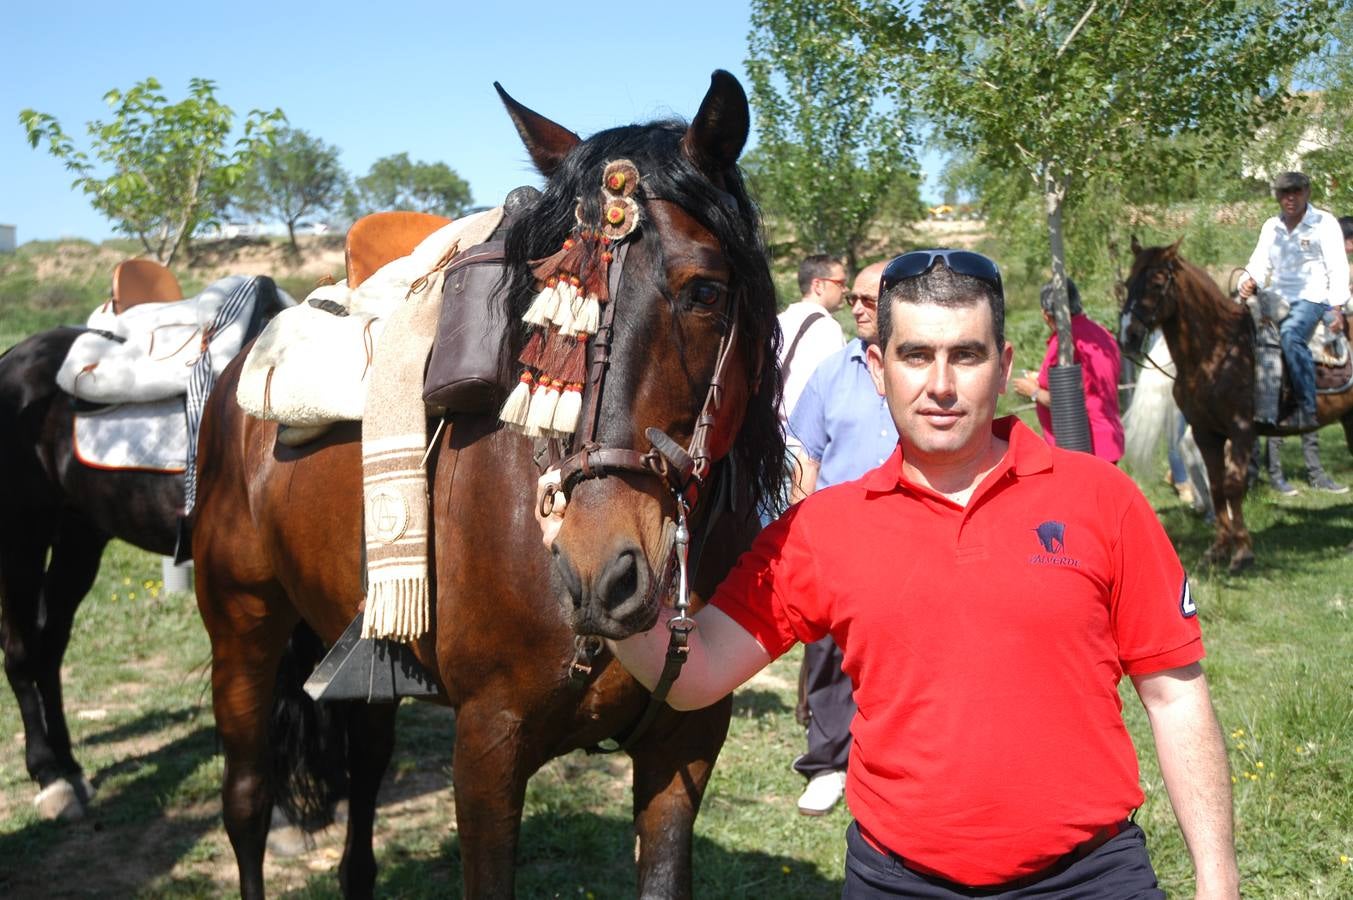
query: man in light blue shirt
785 260 897 816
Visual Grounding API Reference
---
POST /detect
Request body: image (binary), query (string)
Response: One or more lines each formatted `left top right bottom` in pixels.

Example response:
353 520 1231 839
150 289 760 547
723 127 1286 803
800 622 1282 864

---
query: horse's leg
198 582 297 900
1192 429 1234 566
452 698 541 899
0 514 106 819
337 702 398 900
629 698 733 900
1224 430 1256 572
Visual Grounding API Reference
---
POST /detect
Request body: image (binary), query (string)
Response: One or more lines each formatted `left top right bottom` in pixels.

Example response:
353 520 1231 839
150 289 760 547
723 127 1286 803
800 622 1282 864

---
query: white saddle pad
237 208 503 427
57 275 263 404
73 397 188 473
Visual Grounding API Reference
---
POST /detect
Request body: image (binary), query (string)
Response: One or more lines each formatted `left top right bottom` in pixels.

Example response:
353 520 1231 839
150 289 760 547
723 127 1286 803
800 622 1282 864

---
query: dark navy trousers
842 820 1166 899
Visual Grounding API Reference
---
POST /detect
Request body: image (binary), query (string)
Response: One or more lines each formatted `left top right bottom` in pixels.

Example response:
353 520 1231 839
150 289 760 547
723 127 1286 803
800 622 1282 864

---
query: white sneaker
797 770 846 816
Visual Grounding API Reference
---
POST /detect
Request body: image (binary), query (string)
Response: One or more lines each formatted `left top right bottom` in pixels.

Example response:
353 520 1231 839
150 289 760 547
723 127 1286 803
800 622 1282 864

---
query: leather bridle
1120 261 1178 379
539 197 746 750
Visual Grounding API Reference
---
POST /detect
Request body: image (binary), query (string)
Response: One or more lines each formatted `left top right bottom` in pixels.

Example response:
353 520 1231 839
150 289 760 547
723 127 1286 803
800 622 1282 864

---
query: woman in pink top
1012 279 1125 463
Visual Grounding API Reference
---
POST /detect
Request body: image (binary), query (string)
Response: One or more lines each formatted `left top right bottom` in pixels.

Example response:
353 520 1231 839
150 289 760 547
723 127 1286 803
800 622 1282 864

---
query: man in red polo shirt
539 250 1238 898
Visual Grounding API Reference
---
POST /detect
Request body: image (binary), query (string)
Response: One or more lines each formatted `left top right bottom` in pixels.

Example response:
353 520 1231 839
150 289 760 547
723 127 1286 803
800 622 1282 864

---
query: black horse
0 277 286 820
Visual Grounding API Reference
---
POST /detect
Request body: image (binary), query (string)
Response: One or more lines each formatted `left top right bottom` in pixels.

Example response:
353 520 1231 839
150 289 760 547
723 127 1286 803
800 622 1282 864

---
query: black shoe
1288 409 1318 430
1270 476 1300 497
1310 475 1350 494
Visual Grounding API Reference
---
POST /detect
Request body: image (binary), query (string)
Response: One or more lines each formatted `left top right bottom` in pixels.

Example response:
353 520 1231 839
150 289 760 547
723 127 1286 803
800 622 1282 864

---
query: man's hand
1237 277 1257 299
535 468 566 550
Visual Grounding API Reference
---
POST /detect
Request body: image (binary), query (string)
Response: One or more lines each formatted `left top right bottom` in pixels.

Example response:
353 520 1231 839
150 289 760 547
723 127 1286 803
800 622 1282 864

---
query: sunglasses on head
879 249 1003 298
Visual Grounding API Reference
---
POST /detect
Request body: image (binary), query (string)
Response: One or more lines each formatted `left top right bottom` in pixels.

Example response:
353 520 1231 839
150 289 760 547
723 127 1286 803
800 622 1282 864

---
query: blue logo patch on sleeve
1180 577 1197 618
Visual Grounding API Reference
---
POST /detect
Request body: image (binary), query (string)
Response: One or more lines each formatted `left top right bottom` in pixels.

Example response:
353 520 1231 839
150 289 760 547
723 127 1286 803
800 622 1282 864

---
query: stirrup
303 611 441 703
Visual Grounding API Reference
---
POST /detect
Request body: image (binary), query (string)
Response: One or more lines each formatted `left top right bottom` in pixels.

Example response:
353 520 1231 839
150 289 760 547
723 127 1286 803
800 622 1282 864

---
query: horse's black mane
502 120 786 516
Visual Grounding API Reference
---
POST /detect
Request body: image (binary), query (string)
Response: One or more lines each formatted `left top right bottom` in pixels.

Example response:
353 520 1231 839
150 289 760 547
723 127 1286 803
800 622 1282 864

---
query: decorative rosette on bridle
499 159 641 438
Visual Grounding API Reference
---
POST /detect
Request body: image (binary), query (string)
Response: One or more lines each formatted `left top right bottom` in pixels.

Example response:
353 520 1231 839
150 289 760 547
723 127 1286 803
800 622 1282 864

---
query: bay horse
0 276 287 821
1119 237 1353 571
191 71 784 898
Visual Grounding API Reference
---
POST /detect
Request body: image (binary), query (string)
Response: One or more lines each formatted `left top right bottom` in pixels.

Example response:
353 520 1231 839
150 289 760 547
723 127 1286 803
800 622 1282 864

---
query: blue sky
3 1 939 244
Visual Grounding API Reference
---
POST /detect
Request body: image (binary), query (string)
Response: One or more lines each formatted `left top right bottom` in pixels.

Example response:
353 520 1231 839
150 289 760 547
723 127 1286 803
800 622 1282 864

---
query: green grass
2 249 1352 896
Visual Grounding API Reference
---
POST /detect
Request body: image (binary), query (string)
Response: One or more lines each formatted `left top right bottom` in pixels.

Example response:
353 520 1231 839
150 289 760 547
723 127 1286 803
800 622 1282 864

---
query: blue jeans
1280 299 1325 416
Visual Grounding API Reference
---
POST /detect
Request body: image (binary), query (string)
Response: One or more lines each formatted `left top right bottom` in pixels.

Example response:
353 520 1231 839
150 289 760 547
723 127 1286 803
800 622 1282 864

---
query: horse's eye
687 282 725 307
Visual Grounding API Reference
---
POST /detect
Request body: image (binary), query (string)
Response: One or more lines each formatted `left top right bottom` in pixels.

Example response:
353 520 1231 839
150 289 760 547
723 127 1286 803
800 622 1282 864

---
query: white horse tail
1122 332 1177 478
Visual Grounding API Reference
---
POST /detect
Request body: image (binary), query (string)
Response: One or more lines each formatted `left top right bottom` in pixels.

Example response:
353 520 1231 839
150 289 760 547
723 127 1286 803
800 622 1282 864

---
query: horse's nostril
552 544 584 610
598 550 639 606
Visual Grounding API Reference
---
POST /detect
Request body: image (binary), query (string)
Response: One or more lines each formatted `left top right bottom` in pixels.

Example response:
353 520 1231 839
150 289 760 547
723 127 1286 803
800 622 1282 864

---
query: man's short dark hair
1340 215 1353 243
1039 278 1082 316
798 254 841 295
877 262 1006 352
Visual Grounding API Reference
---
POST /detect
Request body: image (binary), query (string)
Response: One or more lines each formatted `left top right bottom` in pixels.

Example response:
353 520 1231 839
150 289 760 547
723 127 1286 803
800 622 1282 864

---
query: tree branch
1056 1 1098 58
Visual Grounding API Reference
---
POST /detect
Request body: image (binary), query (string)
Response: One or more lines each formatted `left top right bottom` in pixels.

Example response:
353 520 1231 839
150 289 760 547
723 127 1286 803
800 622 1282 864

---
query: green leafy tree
348 153 473 219
20 77 284 265
233 127 347 252
745 0 921 273
853 0 1332 367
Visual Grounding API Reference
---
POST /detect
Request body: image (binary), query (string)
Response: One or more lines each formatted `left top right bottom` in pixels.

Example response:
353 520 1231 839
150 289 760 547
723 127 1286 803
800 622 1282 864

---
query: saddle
1246 289 1353 424
111 259 183 312
237 208 505 444
57 272 268 405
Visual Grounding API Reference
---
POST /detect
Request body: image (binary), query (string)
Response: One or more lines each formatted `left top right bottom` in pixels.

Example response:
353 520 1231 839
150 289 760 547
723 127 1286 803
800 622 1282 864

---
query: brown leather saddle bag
423 240 513 412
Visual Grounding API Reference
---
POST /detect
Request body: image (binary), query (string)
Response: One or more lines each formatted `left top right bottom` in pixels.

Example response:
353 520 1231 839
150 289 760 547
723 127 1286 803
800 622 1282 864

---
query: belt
858 820 1128 893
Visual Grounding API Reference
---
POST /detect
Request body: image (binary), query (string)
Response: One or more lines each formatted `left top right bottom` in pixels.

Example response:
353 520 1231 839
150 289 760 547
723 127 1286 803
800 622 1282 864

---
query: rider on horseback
1237 171 1350 430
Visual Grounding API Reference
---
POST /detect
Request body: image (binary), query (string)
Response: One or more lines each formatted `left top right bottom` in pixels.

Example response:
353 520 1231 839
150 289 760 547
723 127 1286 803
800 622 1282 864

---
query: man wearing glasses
786 260 896 817
776 256 849 468
539 250 1238 897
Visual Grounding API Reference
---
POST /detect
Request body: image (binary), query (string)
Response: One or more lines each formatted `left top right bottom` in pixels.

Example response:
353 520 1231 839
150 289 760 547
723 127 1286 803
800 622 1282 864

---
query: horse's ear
494 82 582 178
1166 237 1184 257
1130 235 1143 254
682 71 750 179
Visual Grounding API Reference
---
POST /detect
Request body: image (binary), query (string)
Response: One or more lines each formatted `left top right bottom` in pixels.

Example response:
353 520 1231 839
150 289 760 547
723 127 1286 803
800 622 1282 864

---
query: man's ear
866 342 886 397
998 341 1015 392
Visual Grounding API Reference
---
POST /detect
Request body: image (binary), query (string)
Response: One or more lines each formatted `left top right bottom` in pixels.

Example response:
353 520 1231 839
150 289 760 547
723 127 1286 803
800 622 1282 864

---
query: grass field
1 242 1351 896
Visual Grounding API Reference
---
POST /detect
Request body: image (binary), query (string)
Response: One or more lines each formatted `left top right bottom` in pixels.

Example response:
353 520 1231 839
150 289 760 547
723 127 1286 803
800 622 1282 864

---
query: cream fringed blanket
360 280 442 640
358 210 504 641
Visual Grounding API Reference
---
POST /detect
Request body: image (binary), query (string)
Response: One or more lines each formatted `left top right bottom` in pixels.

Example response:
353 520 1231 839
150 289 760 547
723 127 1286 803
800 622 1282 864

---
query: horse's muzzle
552 539 660 639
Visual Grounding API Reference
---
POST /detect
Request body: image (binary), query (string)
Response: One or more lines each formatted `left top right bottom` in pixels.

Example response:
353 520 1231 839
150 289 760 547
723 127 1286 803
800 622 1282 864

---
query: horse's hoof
267 805 316 857
1228 552 1256 574
33 778 86 821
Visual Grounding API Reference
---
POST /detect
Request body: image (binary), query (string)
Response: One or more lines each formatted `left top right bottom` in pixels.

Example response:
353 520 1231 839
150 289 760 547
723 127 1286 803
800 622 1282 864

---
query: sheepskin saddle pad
56 275 266 405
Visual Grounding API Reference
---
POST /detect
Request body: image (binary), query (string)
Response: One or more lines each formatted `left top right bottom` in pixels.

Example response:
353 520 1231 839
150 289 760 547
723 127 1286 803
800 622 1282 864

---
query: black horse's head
1119 235 1184 356
496 72 784 638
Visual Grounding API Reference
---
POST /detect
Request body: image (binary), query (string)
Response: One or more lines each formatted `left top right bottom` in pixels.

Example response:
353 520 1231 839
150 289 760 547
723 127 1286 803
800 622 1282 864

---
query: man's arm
790 450 820 504
1320 216 1352 308
1132 663 1240 899
1239 221 1274 297
608 606 773 710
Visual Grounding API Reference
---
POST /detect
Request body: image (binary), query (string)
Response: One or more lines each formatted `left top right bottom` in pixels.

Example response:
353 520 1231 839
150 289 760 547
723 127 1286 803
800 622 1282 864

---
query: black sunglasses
847 291 877 308
879 249 1003 298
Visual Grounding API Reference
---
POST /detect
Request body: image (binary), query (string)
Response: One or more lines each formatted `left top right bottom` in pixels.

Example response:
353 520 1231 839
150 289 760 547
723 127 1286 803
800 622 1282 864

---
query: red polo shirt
711 417 1202 886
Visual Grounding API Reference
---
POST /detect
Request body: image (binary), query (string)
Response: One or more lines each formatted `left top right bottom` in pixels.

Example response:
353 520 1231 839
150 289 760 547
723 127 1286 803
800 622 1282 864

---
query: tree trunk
1043 169 1074 365
1043 165 1093 454
286 220 299 255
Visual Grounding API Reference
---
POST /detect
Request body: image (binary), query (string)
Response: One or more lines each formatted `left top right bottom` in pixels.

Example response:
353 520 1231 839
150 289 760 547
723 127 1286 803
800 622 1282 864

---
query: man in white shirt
776 255 847 457
1239 172 1351 429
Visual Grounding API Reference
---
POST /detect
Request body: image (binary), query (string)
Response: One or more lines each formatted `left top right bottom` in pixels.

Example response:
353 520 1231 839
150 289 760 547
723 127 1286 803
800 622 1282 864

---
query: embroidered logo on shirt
1180 577 1197 618
1030 520 1081 567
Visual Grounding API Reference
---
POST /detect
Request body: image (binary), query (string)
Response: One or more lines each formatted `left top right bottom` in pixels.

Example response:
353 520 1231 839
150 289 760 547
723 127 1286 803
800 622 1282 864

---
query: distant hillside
0 235 345 350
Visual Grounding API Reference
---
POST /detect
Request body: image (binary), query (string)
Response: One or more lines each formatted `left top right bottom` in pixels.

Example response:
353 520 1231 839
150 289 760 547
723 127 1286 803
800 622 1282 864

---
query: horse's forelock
500 118 785 515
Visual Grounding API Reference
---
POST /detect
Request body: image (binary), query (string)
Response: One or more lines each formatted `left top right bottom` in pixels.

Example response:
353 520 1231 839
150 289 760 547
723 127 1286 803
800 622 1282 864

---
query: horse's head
1119 235 1183 356
496 72 784 639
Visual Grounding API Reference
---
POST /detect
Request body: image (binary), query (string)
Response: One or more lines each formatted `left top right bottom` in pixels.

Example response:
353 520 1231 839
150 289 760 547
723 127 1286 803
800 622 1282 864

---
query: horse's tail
1122 336 1178 478
269 622 350 831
